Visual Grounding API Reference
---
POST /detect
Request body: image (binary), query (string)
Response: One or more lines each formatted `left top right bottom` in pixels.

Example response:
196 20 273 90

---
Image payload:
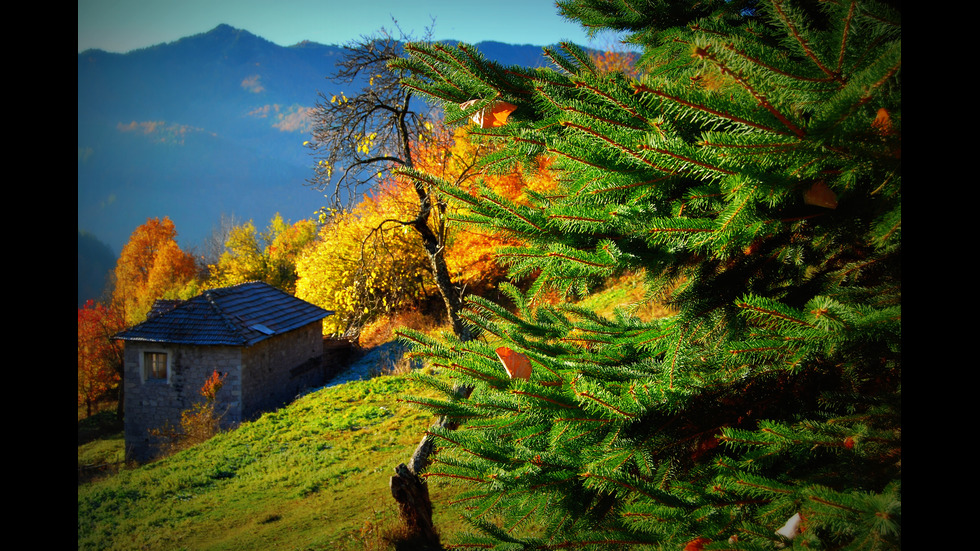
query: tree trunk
391 92 475 547
389 463 439 547
401 151 469 340
417 223 472 342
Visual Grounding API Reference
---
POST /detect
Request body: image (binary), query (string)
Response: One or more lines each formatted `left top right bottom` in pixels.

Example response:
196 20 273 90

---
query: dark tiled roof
115 282 333 346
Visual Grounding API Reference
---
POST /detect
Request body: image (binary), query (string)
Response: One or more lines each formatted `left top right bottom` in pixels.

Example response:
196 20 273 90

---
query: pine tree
393 0 901 548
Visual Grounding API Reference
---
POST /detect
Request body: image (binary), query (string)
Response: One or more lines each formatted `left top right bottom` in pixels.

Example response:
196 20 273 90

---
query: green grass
77 373 469 551
574 271 674 322
78 275 667 550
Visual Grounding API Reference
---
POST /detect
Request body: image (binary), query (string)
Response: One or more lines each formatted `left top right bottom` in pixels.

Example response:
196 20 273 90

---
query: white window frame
141 349 171 383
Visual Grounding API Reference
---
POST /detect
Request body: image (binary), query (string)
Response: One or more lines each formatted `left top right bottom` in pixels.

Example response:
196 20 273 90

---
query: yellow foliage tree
266 217 318 293
296 179 432 337
208 214 317 294
212 220 265 285
297 123 559 337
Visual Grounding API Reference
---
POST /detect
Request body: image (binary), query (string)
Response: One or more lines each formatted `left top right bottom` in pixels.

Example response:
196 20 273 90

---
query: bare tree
308 28 423 210
306 25 475 343
197 213 242 269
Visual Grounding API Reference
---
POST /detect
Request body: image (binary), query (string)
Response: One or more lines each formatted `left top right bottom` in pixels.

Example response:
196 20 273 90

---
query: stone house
115 281 334 461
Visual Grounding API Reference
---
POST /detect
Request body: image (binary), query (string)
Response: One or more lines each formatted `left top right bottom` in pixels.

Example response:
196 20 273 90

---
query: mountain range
77 24 560 304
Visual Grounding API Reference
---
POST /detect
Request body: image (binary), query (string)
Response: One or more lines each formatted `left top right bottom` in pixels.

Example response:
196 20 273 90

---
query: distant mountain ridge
78 24 557 264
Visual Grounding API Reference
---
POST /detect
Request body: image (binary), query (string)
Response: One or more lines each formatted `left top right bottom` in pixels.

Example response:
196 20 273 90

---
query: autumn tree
298 122 557 338
305 27 481 342
295 178 432 337
590 44 639 77
77 300 126 418
207 214 316 294
211 220 265 284
111 217 198 326
149 369 228 457
266 217 318 292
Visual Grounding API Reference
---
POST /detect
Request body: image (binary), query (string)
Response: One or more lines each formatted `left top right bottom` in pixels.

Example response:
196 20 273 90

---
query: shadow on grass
78 409 123 446
78 408 127 485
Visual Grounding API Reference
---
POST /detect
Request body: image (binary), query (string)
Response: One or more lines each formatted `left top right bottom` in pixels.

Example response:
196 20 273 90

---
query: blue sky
78 0 614 53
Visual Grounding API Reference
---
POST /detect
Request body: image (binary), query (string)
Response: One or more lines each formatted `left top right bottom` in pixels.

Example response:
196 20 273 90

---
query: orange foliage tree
149 369 228 457
590 47 640 77
77 300 125 418
420 126 558 294
111 217 198 326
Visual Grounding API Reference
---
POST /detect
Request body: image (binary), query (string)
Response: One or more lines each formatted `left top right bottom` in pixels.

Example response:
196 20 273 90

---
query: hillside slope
78 373 464 550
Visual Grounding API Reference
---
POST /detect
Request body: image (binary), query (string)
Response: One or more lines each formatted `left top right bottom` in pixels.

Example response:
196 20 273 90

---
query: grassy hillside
78 373 468 550
77 274 664 550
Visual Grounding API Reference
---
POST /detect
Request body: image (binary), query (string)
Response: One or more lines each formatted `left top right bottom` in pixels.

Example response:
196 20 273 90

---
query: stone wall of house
123 342 244 462
123 320 333 462
240 321 326 419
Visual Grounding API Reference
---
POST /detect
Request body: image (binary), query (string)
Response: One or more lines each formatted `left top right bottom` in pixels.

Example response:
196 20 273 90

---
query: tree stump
389 383 472 548
390 462 439 547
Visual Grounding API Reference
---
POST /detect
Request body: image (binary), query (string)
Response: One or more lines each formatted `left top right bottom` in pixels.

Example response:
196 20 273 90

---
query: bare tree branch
306 27 435 211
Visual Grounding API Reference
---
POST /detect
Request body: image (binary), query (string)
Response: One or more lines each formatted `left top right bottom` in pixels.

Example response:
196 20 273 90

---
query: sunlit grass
78 373 468 551
575 270 676 321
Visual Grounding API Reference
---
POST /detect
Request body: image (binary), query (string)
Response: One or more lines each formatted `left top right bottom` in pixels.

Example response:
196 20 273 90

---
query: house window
144 352 168 381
